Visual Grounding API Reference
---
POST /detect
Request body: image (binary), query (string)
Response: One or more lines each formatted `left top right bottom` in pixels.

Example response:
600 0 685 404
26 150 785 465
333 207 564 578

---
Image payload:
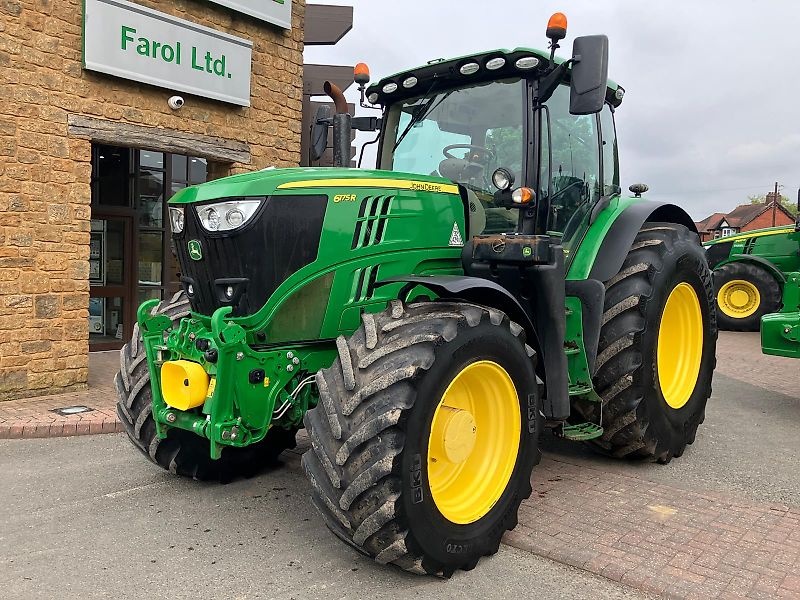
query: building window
721 227 737 237
89 144 210 350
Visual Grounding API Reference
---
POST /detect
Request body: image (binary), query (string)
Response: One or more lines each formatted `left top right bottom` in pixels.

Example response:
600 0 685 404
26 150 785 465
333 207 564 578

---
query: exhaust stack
323 81 351 168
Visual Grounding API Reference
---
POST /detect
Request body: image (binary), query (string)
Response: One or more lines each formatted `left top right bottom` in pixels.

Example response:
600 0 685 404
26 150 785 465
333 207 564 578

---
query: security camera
168 96 185 110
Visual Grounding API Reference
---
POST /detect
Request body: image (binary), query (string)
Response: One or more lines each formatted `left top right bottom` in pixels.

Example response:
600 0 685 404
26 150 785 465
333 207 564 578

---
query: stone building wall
0 0 306 399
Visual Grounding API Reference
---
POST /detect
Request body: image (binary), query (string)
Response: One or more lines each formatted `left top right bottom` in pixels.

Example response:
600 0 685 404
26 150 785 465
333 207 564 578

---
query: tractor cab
359 30 623 262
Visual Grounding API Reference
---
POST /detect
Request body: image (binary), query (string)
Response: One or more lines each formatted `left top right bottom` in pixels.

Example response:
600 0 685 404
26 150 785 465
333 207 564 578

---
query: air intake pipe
324 80 351 168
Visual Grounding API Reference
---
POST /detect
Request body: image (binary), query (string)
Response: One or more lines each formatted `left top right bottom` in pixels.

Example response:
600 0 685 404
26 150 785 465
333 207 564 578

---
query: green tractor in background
704 200 800 331
116 14 717 576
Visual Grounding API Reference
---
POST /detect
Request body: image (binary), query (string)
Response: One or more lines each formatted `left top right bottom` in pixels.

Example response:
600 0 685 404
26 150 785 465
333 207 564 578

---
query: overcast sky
304 0 800 220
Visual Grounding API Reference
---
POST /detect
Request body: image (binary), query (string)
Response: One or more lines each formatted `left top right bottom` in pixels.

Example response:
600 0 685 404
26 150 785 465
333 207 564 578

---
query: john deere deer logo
188 240 203 261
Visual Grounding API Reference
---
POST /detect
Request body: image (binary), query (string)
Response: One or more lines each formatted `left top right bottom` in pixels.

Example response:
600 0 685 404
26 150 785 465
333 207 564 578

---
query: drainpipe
324 81 351 168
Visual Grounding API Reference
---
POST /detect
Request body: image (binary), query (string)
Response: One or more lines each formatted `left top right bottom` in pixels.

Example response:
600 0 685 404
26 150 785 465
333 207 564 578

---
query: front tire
114 291 297 482
576 223 717 462
302 301 541 576
713 262 781 331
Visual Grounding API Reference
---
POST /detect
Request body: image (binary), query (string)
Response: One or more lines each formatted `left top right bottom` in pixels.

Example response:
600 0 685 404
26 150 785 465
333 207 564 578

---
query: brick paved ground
716 331 799 399
0 351 121 439
504 457 800 600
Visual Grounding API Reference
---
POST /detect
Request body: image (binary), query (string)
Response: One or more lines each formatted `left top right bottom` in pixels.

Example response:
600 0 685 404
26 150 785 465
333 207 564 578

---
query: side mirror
569 35 609 115
629 183 649 197
310 105 332 162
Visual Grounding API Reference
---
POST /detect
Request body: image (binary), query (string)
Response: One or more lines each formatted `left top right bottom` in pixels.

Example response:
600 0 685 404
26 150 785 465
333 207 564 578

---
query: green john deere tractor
704 198 800 331
116 14 718 576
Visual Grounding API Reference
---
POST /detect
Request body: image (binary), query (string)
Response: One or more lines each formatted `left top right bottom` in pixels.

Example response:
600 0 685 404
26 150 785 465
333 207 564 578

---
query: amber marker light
512 187 535 205
546 12 568 41
354 62 371 86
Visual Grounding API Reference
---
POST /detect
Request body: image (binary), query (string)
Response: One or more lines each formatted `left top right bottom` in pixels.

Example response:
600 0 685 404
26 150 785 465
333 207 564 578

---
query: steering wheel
443 144 495 162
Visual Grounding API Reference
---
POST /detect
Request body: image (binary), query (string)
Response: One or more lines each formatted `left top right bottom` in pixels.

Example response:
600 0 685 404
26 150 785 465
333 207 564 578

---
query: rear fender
715 255 786 284
586 201 697 282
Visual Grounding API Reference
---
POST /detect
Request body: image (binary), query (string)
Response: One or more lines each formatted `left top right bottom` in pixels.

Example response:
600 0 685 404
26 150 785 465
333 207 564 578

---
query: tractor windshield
380 78 525 201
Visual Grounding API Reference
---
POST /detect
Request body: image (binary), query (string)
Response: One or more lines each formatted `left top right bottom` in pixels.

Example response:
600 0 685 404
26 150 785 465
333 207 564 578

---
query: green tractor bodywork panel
703 226 800 282
135 44 687 456
761 272 800 358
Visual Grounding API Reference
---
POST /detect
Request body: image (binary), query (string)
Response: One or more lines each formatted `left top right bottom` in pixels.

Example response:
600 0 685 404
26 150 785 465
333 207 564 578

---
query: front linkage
136 299 334 458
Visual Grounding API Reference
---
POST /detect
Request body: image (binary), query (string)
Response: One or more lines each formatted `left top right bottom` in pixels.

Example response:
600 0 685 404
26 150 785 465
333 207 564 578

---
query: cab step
560 422 604 441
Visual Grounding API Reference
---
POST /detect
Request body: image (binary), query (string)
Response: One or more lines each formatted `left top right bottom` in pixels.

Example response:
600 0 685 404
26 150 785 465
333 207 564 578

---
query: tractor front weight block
136 300 331 459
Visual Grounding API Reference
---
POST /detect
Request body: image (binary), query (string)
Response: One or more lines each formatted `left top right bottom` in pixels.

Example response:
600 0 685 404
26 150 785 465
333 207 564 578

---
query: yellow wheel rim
657 283 704 410
717 279 761 318
427 360 520 524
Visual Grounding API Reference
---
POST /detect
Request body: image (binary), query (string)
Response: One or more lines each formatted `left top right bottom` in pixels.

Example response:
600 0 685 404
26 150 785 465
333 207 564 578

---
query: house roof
695 212 725 232
696 202 794 231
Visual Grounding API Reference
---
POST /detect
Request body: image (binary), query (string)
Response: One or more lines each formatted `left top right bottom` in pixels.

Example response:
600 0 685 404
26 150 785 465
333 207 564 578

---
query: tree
748 194 799 217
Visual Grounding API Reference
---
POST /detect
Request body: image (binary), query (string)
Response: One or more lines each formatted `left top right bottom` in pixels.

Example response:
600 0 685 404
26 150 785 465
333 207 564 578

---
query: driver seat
438 157 469 181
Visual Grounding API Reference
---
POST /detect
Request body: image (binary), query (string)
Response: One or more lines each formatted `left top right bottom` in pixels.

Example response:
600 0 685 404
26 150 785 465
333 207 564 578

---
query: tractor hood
168 167 459 204
168 166 464 321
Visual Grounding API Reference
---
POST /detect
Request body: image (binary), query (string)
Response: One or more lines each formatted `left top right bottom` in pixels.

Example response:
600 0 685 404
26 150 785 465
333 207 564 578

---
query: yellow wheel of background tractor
712 262 781 331
717 279 761 319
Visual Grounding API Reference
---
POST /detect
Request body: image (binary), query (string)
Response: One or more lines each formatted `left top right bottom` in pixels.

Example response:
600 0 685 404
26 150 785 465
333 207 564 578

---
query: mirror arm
535 60 573 106
351 116 383 132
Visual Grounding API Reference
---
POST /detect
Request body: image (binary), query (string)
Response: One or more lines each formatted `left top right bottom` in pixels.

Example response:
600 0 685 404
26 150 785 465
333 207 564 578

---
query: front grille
175 195 328 317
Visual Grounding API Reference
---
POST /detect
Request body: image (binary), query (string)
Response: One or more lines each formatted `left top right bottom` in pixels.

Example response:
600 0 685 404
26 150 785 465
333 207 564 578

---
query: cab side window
541 84 601 235
600 105 620 196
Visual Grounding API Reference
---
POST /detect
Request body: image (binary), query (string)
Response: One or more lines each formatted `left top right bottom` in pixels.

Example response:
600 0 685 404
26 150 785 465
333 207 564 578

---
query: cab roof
366 47 623 108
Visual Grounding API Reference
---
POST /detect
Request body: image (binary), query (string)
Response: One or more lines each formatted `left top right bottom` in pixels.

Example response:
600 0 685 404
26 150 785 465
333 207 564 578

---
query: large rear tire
576 223 717 463
302 301 541 576
115 291 297 482
712 262 781 331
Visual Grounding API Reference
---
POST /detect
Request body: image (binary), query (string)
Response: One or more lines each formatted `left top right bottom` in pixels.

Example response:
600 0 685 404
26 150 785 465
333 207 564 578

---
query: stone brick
62 293 86 311
21 340 51 354
34 294 60 318
35 252 68 271
19 272 49 293
4 295 31 308
0 370 26 392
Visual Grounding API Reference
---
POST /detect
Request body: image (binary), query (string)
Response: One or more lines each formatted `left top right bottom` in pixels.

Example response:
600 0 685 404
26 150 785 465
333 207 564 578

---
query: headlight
197 199 261 233
169 207 185 233
491 168 514 191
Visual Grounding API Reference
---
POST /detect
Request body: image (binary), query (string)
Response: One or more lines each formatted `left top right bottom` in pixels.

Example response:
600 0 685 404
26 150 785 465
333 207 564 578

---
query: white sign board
206 0 292 29
83 0 253 106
